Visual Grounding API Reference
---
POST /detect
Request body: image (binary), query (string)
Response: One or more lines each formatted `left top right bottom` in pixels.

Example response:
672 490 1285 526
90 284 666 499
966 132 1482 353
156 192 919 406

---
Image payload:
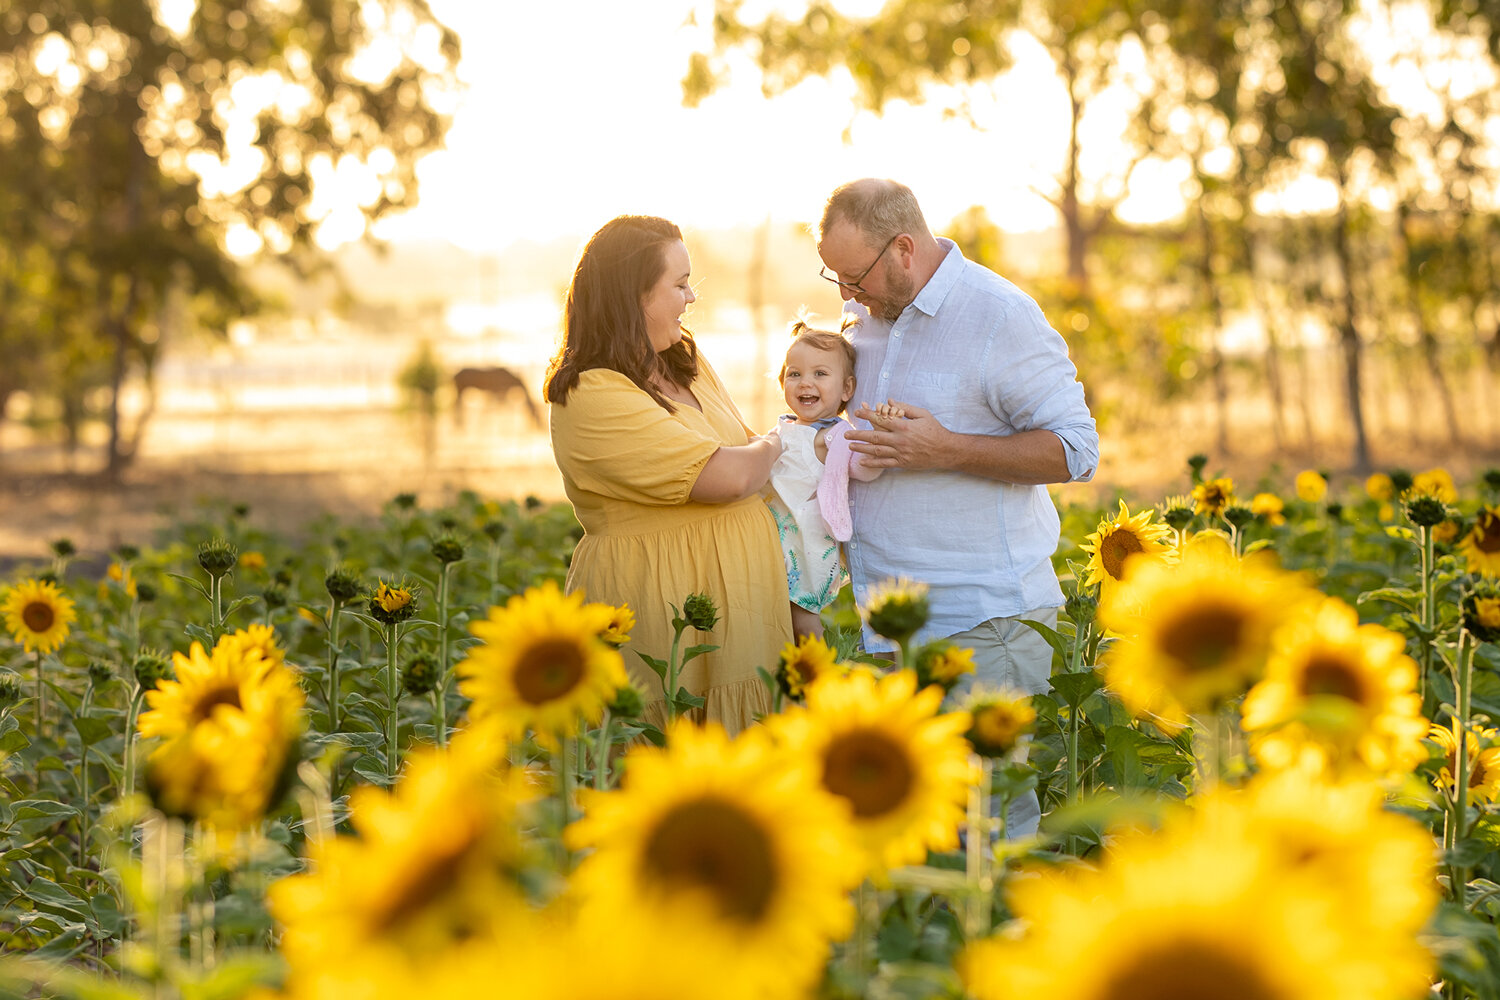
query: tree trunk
105 135 148 482
1196 187 1230 456
1245 230 1286 451
1060 51 1088 293
1329 165 1372 473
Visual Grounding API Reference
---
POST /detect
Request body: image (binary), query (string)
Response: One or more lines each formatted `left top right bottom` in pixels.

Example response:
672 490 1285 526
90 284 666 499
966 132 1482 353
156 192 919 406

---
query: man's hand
847 400 951 470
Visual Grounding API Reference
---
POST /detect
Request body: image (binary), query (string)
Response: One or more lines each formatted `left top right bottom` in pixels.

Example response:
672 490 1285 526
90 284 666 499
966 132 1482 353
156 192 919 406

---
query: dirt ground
3 390 1495 567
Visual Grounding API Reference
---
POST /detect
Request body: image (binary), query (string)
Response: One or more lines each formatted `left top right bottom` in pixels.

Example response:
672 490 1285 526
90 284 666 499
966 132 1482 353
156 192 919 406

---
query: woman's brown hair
544 215 699 411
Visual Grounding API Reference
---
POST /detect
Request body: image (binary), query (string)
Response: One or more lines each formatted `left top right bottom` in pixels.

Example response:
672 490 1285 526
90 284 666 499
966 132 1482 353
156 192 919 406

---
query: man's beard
871 265 916 322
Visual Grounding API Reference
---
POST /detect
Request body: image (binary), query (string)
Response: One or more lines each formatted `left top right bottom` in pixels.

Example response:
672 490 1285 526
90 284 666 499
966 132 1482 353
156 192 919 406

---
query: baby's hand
864 400 908 429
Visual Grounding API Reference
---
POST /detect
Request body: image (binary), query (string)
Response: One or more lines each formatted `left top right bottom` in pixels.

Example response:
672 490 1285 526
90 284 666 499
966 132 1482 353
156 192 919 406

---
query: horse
452 366 543 428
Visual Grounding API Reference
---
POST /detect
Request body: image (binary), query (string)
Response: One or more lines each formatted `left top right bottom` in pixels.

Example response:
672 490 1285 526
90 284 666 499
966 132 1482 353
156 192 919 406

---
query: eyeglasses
819 234 897 295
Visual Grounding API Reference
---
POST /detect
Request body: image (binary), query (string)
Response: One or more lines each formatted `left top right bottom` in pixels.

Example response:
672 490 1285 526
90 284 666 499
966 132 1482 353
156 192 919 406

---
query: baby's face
782 341 854 423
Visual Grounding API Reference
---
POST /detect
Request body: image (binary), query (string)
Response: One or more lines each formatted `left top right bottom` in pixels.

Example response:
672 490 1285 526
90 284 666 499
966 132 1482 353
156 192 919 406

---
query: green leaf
166 572 211 600
635 652 669 682
1358 587 1421 612
680 643 720 665
23 878 91 922
177 953 286 1000
0 729 30 754
1017 618 1070 668
221 595 259 623
184 623 214 647
1050 670 1105 711
72 717 114 747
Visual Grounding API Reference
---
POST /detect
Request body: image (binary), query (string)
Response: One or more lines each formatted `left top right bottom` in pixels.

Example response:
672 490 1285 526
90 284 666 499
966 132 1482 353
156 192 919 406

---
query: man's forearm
935 428 1071 485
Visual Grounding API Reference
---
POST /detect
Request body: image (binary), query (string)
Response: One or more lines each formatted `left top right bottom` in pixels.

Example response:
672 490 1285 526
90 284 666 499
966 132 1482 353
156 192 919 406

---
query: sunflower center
822 728 915 818
1101 941 1285 1000
513 640 586 705
21 601 55 634
1299 654 1366 703
371 826 479 934
1158 603 1248 672
974 707 1023 749
189 683 242 723
1476 514 1500 554
1100 529 1145 581
642 797 776 922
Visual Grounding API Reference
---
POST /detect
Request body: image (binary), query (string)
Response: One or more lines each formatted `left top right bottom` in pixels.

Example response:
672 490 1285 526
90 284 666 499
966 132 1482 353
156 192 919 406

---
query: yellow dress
550 358 792 735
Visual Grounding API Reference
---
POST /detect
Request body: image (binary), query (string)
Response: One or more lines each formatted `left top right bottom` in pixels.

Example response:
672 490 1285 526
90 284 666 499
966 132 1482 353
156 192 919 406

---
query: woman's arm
689 434 781 503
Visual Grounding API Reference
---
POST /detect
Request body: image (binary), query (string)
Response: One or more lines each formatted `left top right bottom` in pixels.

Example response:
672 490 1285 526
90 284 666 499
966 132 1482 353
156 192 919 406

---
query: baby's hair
779 315 860 414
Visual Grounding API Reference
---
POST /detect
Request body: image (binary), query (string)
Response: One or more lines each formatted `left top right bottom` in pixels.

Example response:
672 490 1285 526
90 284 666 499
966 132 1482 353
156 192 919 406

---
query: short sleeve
551 370 721 505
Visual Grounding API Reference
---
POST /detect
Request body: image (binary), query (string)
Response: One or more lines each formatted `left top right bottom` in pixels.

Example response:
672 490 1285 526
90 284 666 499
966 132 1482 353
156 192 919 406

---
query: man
817 178 1099 838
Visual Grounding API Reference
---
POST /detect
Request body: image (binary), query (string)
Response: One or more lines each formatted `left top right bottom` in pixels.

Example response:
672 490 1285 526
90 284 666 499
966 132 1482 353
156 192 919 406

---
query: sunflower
961 686 1036 758
912 640 976 690
1241 597 1427 778
456 582 626 743
138 629 304 828
1458 507 1500 578
588 601 635 648
1191 477 1236 517
215 623 288 671
961 778 1433 1000
1365 473 1395 503
770 669 976 875
369 580 418 624
1250 492 1286 526
566 721 859 998
1079 500 1172 591
1099 538 1312 724
777 633 842 700
271 730 532 977
1427 720 1500 806
1295 470 1327 503
2 579 77 655
1410 467 1457 503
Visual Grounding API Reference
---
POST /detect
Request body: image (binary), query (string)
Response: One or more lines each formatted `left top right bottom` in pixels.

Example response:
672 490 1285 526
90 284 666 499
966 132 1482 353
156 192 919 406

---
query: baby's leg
791 604 824 642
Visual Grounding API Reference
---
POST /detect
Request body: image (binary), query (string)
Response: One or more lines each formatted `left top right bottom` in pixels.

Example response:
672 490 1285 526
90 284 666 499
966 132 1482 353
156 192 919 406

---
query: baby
765 318 901 640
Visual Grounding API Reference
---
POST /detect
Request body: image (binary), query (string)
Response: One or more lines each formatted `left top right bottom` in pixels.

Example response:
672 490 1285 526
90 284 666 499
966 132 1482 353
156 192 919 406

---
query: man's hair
779 315 859 414
818 179 931 248
545 215 698 411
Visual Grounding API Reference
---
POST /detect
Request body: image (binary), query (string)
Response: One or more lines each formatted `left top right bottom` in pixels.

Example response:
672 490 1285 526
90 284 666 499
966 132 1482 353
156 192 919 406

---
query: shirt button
893 331 901 338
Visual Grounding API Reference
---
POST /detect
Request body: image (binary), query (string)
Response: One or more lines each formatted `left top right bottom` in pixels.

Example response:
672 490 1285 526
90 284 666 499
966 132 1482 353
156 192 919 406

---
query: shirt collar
779 414 842 429
909 238 964 318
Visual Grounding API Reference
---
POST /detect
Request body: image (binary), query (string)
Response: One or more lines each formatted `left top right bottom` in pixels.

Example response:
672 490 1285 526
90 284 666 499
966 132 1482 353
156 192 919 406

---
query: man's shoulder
948 258 1037 318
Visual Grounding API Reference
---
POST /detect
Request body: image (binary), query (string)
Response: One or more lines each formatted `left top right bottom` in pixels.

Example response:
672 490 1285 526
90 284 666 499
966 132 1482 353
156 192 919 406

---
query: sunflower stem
326 598 345 732
1451 631 1476 903
384 622 403 781
123 684 145 801
965 754 994 939
1419 524 1436 702
665 622 685 721
33 649 44 740
435 563 452 748
77 743 91 869
593 708 613 790
558 735 577 870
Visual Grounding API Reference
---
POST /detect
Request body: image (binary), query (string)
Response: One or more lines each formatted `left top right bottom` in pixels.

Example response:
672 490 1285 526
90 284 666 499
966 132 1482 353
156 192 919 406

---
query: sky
367 0 1141 252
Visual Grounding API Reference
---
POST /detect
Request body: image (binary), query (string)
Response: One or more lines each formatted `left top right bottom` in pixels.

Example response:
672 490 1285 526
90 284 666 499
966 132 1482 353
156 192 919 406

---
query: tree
0 0 459 478
684 0 1146 292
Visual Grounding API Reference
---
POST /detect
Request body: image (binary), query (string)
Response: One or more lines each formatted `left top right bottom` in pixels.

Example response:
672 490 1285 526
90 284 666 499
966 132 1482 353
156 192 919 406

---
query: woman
544 215 791 734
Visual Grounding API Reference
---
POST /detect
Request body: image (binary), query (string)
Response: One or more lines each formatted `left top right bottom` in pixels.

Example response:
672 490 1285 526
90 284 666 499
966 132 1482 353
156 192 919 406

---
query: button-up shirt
845 239 1099 651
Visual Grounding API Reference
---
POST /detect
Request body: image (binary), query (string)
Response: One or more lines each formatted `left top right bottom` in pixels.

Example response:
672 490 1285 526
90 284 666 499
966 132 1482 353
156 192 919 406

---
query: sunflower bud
1066 589 1098 627
608 683 646 718
324 565 362 604
431 532 467 565
1389 469 1414 495
1404 495 1449 528
402 651 439 696
682 593 720 632
262 584 288 611
115 543 140 562
1324 501 1344 521
481 519 507 542
1161 497 1195 532
0 672 21 712
525 495 544 511
777 635 840 700
231 503 250 520
87 660 114 687
1223 505 1255 530
1186 454 1208 483
912 640 976 691
864 578 930 645
135 581 157 604
197 538 239 578
1462 585 1500 645
391 492 418 512
1484 469 1500 498
962 686 1037 758
369 581 419 625
50 537 76 559
132 649 173 689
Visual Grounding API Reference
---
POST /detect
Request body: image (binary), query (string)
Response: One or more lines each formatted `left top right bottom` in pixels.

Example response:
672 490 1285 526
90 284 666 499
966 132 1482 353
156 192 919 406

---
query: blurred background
2 0 1498 558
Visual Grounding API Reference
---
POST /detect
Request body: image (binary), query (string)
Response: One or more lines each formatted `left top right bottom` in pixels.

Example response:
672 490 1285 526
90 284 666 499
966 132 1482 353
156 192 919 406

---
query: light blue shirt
845 239 1099 652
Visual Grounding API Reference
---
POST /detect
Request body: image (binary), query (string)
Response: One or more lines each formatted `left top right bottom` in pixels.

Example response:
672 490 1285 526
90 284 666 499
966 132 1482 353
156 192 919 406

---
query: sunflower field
2 466 1500 1000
